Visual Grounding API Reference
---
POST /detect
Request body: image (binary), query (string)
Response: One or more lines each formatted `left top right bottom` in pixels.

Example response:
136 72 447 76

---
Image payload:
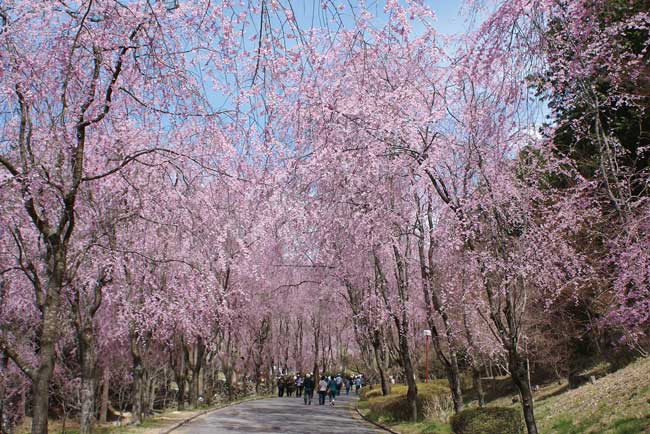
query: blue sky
419 1 467 35
284 0 468 36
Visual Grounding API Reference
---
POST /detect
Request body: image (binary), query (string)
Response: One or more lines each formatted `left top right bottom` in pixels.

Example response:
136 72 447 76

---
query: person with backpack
334 374 343 397
327 376 339 405
303 374 315 405
318 376 328 405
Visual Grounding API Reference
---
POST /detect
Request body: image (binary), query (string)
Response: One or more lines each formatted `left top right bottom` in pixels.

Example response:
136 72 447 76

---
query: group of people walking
276 373 364 406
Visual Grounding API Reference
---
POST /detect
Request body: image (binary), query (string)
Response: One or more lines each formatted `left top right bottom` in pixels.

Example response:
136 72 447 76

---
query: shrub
360 386 384 401
450 407 523 434
367 382 451 422
422 393 455 422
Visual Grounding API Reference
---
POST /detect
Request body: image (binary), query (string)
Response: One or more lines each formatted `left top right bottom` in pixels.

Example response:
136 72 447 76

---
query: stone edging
353 403 402 434
161 395 269 434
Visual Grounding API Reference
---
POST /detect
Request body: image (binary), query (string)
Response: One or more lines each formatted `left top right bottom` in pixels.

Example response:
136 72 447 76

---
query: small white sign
423 329 432 337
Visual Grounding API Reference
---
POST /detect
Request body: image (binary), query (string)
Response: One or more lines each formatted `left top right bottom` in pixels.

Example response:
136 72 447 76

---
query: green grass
359 357 650 434
610 417 650 434
392 420 453 434
551 417 597 434
450 407 522 434
532 357 650 434
550 415 650 434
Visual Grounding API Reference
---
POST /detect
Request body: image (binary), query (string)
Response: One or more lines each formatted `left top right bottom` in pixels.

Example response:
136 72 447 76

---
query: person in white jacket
317 376 328 405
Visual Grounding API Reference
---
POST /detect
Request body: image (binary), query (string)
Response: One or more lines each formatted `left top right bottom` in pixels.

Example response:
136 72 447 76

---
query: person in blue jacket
327 376 338 405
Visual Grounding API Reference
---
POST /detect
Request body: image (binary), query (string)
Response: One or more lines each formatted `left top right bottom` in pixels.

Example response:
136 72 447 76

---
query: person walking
335 374 343 397
327 376 339 405
318 376 328 405
345 377 351 395
354 376 362 395
286 376 295 397
303 374 315 405
277 376 285 397
296 375 304 397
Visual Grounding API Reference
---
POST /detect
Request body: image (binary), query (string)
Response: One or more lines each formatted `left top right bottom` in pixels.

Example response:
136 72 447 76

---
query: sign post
423 329 432 383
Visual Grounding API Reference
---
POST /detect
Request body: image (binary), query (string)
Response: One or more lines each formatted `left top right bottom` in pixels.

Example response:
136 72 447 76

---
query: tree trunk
78 327 98 434
186 338 205 408
130 331 145 425
99 371 109 424
0 350 8 434
446 351 464 413
510 350 538 434
170 343 186 411
400 331 418 423
414 203 464 414
31 293 61 434
472 366 485 407
372 330 389 396
312 318 320 380
223 365 234 402
188 371 197 407
132 367 145 425
376 246 418 422
147 376 156 414
176 376 186 411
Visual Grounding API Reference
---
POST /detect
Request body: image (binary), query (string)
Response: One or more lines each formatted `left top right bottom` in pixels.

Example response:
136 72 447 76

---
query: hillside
532 357 650 434
360 357 650 434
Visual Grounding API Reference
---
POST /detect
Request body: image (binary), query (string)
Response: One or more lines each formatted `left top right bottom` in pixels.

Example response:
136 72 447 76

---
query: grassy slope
531 357 650 434
359 357 650 434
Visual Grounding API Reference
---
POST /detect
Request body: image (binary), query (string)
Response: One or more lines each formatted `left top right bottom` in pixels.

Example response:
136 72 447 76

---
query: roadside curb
161 395 270 434
353 403 402 434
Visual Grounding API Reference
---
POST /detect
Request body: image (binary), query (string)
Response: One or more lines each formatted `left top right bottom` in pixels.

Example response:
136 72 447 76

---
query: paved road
174 394 382 434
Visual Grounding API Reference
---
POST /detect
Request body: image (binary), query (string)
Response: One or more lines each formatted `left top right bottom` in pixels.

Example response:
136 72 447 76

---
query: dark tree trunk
462 308 484 407
471 366 485 407
399 328 418 423
371 330 389 396
312 316 320 380
130 331 145 425
224 366 234 402
71 270 109 434
386 245 418 422
170 342 186 410
176 376 186 411
147 375 156 414
446 354 464 413
510 351 538 434
185 347 197 407
0 349 8 434
31 289 61 434
185 337 205 408
99 371 109 424
204 358 216 404
78 327 98 434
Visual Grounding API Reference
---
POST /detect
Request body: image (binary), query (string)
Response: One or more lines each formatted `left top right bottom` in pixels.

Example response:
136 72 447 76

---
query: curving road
173 394 382 434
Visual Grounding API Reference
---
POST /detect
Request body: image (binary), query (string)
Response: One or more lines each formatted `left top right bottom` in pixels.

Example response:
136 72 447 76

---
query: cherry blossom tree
1 1 647 433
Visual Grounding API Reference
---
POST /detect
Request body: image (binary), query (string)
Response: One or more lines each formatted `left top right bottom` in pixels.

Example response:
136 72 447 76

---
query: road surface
173 394 382 434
